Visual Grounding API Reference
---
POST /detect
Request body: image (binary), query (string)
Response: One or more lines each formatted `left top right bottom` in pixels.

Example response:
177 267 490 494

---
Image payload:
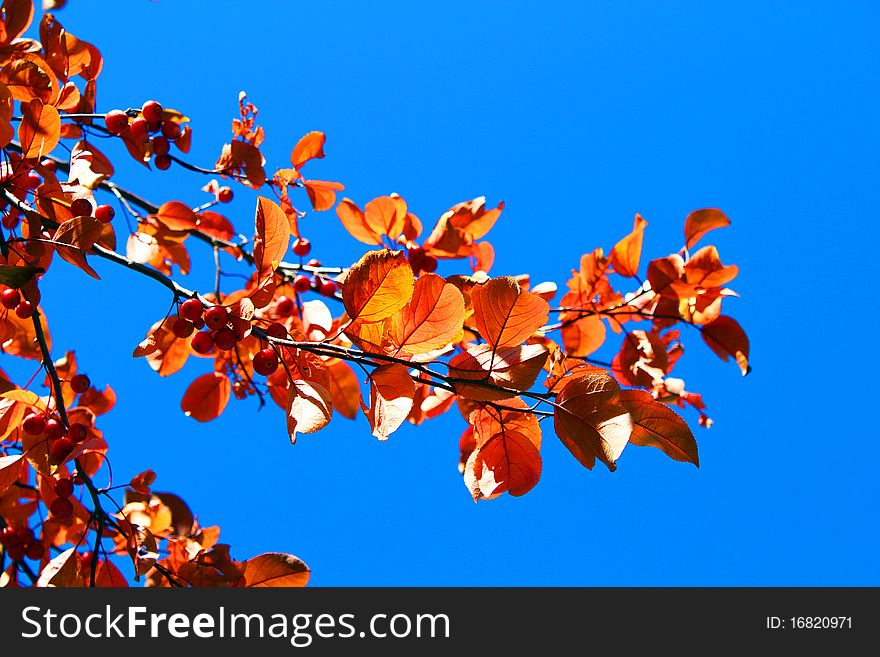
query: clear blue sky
7 1 877 585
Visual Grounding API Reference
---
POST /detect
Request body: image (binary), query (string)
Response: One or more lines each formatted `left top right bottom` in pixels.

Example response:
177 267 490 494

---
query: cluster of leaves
0 1 749 587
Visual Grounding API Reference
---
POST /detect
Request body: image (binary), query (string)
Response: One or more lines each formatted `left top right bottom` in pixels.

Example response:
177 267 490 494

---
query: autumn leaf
335 195 408 244
449 343 548 401
701 315 750 375
387 273 465 355
471 276 549 349
342 249 414 323
367 364 415 440
181 372 231 422
684 208 730 250
0 54 59 104
336 198 382 245
304 179 344 211
251 196 290 308
0 82 15 147
0 263 41 288
553 369 632 471
326 359 361 419
155 201 198 232
0 454 24 495
469 398 542 449
610 214 647 278
618 390 699 466
290 131 325 169
424 197 504 258
52 215 103 278
560 314 606 357
37 548 83 588
286 379 333 443
18 97 59 159
464 430 542 500
67 139 114 189
243 552 310 587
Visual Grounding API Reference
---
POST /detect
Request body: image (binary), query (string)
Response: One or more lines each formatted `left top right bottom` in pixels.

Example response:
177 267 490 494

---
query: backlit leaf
18 97 59 159
610 213 647 278
243 552 310 587
181 372 230 422
449 343 548 401
387 273 465 355
290 131 325 169
286 379 333 443
684 208 730 250
618 390 699 466
471 276 549 348
701 315 750 375
367 363 415 440
342 249 414 323
464 430 541 500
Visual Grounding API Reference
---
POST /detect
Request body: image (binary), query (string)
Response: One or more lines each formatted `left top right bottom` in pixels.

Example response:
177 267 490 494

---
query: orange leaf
129 469 157 495
155 201 198 232
387 273 464 355
0 82 14 147
290 131 325 169
0 454 24 495
553 370 632 471
367 363 415 440
18 97 59 159
0 54 59 104
471 276 549 348
469 398 541 449
304 179 344 211
610 213 647 278
684 208 730 250
683 246 738 290
142 317 190 376
336 198 382 245
560 314 606 357
342 249 414 323
618 390 699 466
425 197 503 258
181 373 230 422
52 215 103 279
197 211 235 242
68 139 114 189
253 196 290 272
37 548 83 588
464 430 541 500
326 359 361 420
449 343 548 401
365 195 407 240
286 379 333 443
701 315 750 375
243 552 310 587
1 0 34 45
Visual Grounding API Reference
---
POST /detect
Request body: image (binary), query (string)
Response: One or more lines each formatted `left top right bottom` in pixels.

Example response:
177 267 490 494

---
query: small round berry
275 296 294 316
172 318 195 339
22 413 46 436
1 287 21 310
204 305 229 330
95 204 115 223
16 527 34 544
0 527 16 546
151 136 170 156
154 154 172 170
104 110 129 135
147 119 161 133
180 298 204 322
68 423 88 443
53 478 74 498
129 117 149 141
292 238 311 257
70 197 93 217
293 275 311 294
161 120 181 140
26 172 41 189
253 348 279 376
217 187 233 203
70 373 90 393
192 317 205 330
319 280 338 297
44 418 65 441
212 327 237 351
14 300 34 319
49 437 73 466
265 322 287 339
141 100 163 123
190 331 214 354
49 496 73 520
306 258 321 268
26 542 44 560
421 255 438 273
7 543 26 561
40 159 57 173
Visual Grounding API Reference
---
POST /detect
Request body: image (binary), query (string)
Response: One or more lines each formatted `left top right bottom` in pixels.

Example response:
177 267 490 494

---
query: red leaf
618 390 699 466
684 208 730 250
701 315 750 375
471 276 549 349
464 430 542 500
243 552 310 587
290 131 325 169
181 373 231 422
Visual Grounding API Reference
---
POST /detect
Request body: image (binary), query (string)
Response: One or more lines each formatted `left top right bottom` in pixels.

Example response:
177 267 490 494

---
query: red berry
129 117 149 141
161 120 181 139
217 187 233 203
49 496 73 520
142 100 163 123
319 280 338 297
421 255 438 273
70 373 90 393
180 298 204 322
275 296 294 316
49 437 73 465
212 327 237 351
1 288 21 309
147 119 161 133
407 246 424 268
104 110 129 135
14 300 34 319
293 274 311 293
41 159 57 172
68 423 88 443
95 204 115 223
70 197 93 217
22 413 46 436
44 418 65 441
253 348 279 376
172 318 195 339
192 317 205 330
16 527 34 544
0 527 16 546
53 478 74 498
204 306 229 330
154 154 172 170
151 136 170 156
265 322 287 339
26 172 41 189
7 543 26 561
26 542 44 560
191 331 214 354
306 259 321 268
292 238 311 257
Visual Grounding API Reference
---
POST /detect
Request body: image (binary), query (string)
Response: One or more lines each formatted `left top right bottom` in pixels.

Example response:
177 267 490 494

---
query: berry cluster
0 526 44 562
104 100 185 170
177 299 247 354
70 197 115 223
1 287 34 320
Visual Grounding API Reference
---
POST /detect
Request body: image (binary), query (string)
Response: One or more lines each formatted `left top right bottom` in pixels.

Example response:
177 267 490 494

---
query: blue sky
6 0 878 585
